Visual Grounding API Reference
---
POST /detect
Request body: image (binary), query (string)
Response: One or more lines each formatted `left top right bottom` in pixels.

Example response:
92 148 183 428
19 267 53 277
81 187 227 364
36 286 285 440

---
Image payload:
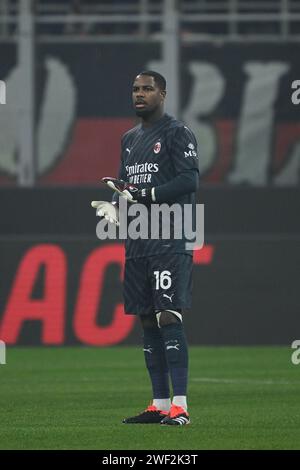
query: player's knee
156 310 182 328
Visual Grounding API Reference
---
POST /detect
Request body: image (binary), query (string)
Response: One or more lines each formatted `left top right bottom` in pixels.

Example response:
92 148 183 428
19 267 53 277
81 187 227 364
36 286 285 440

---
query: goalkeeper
92 71 199 426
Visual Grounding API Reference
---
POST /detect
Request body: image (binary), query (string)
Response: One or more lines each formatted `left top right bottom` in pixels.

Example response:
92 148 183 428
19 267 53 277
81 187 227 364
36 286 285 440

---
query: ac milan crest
153 142 161 154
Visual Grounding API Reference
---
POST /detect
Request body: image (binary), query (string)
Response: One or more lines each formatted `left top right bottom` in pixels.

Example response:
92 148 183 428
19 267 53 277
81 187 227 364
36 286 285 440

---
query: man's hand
101 177 153 204
91 201 119 225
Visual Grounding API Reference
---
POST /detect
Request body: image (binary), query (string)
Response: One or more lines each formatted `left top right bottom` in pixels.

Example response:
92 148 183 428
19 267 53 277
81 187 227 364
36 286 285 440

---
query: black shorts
123 254 193 316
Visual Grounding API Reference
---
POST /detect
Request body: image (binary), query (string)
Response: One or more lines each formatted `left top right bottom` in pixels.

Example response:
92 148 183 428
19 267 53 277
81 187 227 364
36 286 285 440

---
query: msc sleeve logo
184 143 198 158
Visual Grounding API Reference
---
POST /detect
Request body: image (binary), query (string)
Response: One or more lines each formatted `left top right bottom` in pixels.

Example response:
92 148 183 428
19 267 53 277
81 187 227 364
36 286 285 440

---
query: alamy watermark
96 197 204 250
0 80 6 104
291 80 300 105
291 340 300 365
0 340 6 365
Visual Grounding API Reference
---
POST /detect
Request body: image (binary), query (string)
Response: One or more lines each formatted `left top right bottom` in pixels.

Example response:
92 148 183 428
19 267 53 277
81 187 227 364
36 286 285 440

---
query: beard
135 107 152 118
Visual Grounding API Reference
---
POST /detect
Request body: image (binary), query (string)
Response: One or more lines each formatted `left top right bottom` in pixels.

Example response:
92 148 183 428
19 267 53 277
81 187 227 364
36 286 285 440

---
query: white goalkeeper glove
91 201 119 226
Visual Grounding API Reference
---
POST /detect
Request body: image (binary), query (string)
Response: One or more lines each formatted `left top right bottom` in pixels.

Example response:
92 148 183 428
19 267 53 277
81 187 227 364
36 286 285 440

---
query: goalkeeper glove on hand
101 177 154 204
91 200 119 226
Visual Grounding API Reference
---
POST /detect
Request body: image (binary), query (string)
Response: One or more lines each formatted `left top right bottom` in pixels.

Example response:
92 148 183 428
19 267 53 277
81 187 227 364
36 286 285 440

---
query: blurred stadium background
0 0 299 347
0 0 300 450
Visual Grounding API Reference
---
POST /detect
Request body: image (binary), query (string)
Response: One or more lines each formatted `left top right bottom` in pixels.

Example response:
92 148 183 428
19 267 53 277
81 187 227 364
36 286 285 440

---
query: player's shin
143 326 170 410
159 317 189 408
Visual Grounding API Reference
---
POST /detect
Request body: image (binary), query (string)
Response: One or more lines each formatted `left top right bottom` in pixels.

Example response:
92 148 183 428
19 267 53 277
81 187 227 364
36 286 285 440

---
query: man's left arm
139 126 199 204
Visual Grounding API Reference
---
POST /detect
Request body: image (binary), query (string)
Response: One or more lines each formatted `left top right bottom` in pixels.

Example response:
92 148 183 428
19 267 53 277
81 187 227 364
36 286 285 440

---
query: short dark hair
136 70 166 91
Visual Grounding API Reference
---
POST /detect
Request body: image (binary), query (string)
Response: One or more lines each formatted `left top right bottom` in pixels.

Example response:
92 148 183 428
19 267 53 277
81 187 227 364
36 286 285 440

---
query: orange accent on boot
146 405 168 415
169 404 189 418
146 405 159 412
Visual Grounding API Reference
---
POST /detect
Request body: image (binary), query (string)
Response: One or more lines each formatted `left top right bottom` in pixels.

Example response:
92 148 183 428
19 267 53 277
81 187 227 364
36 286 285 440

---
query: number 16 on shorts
154 270 172 290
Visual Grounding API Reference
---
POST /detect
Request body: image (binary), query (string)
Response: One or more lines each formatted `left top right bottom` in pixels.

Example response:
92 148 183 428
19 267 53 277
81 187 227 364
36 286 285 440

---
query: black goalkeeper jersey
117 113 199 259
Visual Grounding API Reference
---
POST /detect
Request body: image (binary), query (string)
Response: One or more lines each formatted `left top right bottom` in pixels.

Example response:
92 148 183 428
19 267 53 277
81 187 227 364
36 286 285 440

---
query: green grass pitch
0 346 299 450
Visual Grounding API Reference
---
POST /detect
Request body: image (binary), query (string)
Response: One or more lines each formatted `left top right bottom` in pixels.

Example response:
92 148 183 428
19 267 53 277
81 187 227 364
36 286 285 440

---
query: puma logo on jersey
126 148 131 154
163 293 174 302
